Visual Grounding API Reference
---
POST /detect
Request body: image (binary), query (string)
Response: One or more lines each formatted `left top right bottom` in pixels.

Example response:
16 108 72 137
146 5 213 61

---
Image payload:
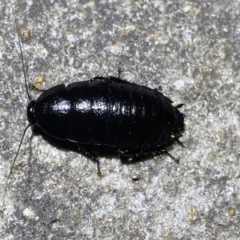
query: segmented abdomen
67 78 177 149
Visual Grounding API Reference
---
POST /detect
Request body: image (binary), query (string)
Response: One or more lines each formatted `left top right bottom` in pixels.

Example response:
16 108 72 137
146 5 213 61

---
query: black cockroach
14 76 185 177
7 4 184 184
27 76 184 169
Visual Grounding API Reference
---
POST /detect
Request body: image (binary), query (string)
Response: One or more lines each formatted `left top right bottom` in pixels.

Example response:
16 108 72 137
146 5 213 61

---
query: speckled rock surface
0 0 240 239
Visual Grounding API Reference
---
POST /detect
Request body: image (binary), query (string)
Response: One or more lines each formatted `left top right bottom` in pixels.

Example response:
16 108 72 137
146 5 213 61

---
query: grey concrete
0 0 240 239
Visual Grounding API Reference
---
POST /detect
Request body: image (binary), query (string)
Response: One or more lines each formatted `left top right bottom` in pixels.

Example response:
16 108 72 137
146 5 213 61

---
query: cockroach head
27 100 36 126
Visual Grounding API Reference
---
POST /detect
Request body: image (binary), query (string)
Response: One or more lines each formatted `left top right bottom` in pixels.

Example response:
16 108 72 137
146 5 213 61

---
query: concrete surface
0 0 240 239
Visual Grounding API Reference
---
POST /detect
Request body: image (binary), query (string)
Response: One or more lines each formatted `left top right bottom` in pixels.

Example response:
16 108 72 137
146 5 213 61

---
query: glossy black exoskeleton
27 76 184 173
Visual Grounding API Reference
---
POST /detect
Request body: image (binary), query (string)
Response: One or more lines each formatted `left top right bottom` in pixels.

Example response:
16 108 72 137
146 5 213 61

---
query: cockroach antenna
5 125 31 186
10 0 32 101
2 0 32 210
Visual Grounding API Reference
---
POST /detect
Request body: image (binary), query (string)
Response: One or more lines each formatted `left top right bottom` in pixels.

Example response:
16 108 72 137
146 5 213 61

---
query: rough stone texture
0 0 240 239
